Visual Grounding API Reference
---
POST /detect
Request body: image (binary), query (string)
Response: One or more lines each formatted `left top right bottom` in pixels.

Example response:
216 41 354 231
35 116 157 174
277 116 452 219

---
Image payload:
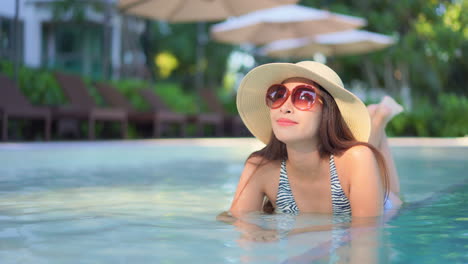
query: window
0 16 23 62
42 22 106 79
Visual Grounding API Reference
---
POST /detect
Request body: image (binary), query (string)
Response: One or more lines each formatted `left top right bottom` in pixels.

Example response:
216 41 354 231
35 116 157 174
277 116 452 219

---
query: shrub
1 60 66 106
386 94 468 137
2 59 466 137
433 94 468 137
110 79 198 114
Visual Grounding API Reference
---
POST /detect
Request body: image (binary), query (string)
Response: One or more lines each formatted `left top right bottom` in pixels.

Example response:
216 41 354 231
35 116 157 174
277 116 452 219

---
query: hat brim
236 62 371 144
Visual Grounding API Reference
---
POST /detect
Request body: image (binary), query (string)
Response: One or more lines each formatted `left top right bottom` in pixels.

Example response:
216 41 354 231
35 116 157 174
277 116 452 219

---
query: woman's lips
277 118 298 126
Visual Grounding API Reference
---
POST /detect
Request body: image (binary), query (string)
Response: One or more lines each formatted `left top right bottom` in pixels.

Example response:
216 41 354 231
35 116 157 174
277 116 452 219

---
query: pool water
0 139 466 263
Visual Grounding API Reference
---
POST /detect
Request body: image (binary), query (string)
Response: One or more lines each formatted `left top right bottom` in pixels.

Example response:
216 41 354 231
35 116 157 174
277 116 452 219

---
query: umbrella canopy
211 5 366 45
118 0 299 109
118 0 299 22
259 30 395 58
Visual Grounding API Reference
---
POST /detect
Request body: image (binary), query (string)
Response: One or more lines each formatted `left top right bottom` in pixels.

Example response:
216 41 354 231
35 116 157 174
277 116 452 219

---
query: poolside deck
388 137 468 147
0 136 467 150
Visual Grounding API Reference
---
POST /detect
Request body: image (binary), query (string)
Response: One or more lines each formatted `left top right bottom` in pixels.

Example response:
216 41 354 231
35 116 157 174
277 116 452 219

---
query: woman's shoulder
334 144 378 177
245 156 281 179
335 145 383 202
338 144 375 163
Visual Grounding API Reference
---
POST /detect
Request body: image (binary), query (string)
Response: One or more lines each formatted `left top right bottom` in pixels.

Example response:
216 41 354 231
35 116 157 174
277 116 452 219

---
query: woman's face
269 77 323 146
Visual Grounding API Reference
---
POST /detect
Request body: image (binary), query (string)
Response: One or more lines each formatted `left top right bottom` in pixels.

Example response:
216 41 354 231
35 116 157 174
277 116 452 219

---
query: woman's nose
279 96 293 114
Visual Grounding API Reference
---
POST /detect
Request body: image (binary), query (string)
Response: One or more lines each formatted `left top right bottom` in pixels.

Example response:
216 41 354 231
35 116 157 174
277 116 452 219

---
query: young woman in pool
218 61 403 237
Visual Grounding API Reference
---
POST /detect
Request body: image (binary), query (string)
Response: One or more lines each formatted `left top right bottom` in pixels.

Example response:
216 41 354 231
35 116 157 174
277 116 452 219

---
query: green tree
300 0 467 107
148 21 235 92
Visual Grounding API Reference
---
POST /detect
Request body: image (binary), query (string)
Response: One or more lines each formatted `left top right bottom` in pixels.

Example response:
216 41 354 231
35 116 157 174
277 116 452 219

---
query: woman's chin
273 129 317 146
275 134 309 145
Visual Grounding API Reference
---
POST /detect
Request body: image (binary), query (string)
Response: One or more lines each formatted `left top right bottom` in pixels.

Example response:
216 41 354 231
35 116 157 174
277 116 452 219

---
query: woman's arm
216 157 282 242
228 157 267 218
286 145 387 236
346 145 385 217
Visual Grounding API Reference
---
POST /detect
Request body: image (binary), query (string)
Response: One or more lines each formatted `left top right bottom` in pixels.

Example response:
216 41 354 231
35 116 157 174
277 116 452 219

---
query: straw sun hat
236 60 371 144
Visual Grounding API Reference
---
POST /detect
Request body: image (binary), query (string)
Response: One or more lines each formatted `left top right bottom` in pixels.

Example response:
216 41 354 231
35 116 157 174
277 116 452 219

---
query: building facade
0 0 147 79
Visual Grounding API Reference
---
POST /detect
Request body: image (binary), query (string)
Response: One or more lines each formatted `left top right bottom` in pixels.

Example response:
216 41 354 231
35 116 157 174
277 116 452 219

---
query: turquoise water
387 184 467 264
0 139 466 263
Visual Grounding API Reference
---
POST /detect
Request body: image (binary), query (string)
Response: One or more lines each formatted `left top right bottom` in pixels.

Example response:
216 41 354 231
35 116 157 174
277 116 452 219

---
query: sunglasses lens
266 85 288 109
292 86 317 110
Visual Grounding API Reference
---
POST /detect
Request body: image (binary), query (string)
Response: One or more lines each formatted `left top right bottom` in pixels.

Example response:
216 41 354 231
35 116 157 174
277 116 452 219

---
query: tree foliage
44 0 467 101
144 21 235 91
300 0 467 101
12 0 467 136
43 0 105 22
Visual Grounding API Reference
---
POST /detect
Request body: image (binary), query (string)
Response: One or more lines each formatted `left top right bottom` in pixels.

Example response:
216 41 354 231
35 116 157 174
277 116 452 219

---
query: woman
219 61 403 235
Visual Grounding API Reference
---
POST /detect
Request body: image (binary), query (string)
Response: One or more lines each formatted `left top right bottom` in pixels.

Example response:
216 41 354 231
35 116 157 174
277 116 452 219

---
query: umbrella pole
13 0 20 82
195 22 206 111
195 22 206 90
102 0 112 79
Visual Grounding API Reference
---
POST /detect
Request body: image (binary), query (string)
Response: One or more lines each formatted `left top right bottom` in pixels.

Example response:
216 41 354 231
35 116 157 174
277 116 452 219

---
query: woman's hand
239 228 280 242
216 210 282 243
216 211 236 224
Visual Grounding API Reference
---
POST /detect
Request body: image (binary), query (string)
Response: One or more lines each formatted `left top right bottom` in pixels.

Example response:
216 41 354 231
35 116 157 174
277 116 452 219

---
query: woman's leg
367 96 403 195
379 133 400 194
367 103 387 148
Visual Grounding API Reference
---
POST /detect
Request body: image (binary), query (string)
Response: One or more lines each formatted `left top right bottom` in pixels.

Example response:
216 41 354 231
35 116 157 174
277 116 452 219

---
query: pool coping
0 136 467 149
387 137 468 147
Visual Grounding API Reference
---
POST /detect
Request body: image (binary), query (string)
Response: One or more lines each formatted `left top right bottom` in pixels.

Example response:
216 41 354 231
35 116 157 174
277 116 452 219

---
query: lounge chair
0 73 51 141
95 83 187 138
170 89 223 137
200 89 248 137
53 72 127 139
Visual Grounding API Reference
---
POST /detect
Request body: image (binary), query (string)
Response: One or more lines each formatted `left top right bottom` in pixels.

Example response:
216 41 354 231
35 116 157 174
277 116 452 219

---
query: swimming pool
0 138 466 263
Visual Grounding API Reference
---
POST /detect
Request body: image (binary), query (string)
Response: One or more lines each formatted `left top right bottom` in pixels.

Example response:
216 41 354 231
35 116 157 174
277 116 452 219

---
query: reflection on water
0 141 467 263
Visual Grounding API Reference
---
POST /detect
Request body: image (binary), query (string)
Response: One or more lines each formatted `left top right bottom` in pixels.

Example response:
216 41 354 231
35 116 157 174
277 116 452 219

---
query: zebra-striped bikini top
275 155 352 216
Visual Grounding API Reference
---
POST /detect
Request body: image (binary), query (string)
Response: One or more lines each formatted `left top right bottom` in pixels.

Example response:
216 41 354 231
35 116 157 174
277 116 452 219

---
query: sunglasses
265 84 320 111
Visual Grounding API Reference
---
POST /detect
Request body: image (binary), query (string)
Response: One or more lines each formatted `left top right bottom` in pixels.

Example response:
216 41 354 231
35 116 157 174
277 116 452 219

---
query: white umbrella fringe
211 5 366 32
259 30 395 58
211 5 366 45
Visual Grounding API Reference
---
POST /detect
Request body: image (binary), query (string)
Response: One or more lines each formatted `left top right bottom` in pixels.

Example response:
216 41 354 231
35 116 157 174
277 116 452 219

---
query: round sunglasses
265 84 320 111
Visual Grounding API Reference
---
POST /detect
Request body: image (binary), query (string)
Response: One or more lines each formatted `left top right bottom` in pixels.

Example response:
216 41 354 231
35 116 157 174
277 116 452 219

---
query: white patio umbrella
118 0 299 22
211 5 366 45
118 0 299 95
259 30 395 58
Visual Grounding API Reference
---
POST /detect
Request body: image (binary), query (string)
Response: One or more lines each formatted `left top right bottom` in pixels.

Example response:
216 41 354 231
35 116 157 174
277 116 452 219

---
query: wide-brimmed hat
236 60 371 144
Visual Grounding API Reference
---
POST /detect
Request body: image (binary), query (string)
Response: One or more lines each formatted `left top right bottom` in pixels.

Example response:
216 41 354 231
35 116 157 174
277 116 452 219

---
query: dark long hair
232 83 389 214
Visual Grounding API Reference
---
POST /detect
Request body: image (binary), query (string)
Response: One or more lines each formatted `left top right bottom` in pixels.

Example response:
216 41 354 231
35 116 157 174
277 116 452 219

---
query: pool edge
0 136 466 149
